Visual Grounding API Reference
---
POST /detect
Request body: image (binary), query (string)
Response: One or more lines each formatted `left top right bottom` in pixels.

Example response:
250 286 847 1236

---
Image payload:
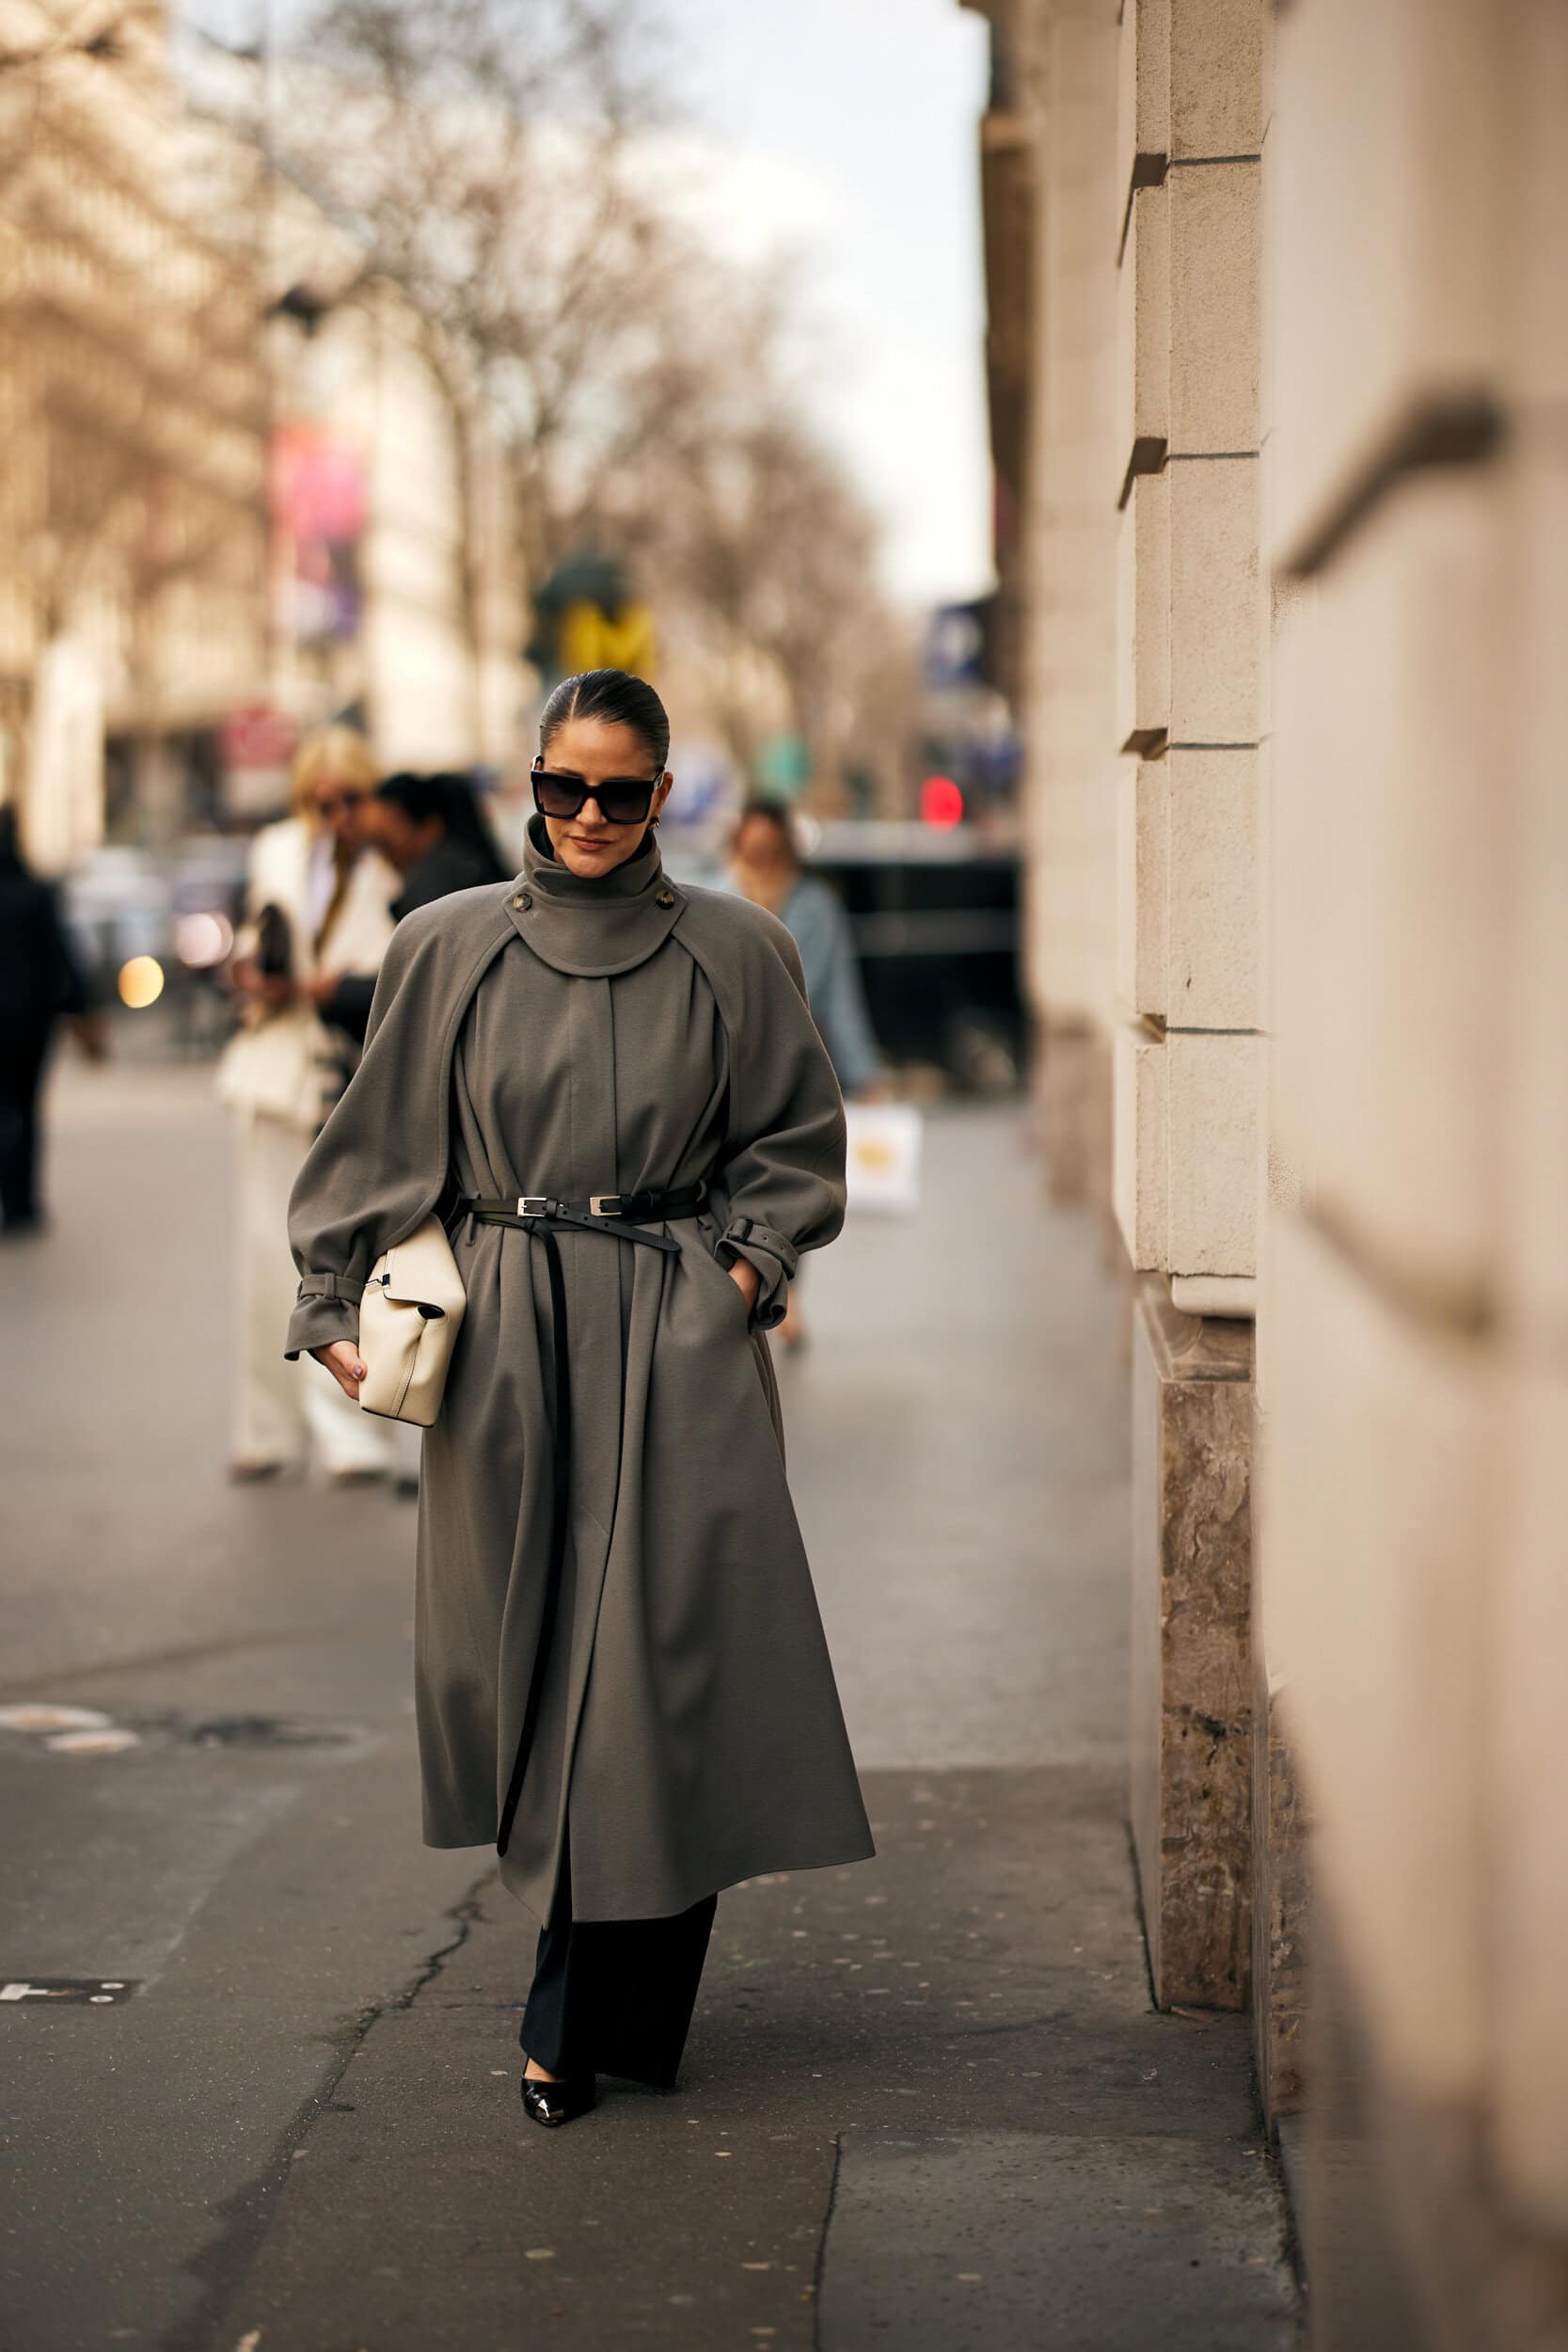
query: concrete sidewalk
1 1074 1298 2349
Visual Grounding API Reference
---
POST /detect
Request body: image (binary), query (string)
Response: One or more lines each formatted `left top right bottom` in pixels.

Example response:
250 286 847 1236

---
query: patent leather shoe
521 2072 596 2128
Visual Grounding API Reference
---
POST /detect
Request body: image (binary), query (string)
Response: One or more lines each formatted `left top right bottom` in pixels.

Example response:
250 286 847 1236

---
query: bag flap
373 1216 467 1317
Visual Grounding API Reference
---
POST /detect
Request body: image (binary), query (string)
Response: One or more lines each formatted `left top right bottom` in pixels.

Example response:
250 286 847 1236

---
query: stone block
1167 1029 1259 1278
1259 1207 1487 2106
1169 0 1265 160
1116 467 1170 752
1037 1019 1115 1217
1267 470 1507 1320
1251 1657 1310 2126
1168 454 1260 744
1491 1360 1568 2233
1269 0 1508 566
1171 1274 1255 1319
1116 180 1169 475
1168 160 1261 455
1165 746 1259 1031
1115 758 1166 1020
1113 1016 1167 1272
1117 0 1171 226
1501 3 1568 406
1498 446 1568 1356
1130 1275 1254 2010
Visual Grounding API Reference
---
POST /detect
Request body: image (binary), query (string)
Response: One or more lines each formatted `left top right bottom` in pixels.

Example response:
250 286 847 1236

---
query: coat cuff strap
296 1270 363 1302
284 1280 362 1361
717 1218 798 1330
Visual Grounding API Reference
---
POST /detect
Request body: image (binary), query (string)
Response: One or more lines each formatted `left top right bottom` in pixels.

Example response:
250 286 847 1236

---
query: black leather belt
452 1182 709 1857
457 1181 706 1255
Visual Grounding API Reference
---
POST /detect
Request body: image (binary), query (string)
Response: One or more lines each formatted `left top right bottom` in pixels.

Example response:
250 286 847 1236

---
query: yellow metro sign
560 598 657 678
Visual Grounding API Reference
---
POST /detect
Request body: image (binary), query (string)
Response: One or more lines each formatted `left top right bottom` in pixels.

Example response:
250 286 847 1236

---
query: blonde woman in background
218 725 404 1484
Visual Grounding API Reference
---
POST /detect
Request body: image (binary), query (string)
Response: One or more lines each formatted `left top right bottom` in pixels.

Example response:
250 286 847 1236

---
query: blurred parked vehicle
802 821 1022 1094
61 837 249 1054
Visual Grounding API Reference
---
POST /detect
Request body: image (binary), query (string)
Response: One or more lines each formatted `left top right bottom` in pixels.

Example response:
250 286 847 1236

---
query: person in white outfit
218 725 405 1484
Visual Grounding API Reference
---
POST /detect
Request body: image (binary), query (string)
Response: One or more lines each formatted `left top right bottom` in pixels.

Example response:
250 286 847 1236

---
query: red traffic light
920 774 964 828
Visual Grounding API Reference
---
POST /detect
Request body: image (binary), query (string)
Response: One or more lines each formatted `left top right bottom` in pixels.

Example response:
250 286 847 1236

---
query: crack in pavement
810 2135 844 2352
163 1867 498 2352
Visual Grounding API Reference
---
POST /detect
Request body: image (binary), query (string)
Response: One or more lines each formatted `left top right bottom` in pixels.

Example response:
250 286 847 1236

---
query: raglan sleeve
712 912 847 1331
281 914 452 1361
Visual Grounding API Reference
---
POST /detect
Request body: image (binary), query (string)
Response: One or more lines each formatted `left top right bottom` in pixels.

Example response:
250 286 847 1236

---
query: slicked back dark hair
539 669 671 773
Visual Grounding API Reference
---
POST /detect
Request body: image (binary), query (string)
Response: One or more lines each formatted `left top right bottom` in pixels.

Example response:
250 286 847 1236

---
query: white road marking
0 1705 112 1734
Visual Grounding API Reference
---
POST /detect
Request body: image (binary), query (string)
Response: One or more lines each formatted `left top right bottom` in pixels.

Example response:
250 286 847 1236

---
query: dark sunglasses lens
533 771 584 817
533 772 654 823
596 782 654 824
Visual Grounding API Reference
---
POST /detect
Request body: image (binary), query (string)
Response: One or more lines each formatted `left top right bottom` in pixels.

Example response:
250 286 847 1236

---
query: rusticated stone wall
1130 1275 1253 2009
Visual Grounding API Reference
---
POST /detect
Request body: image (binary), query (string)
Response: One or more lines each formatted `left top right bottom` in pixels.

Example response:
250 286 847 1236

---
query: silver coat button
513 891 532 911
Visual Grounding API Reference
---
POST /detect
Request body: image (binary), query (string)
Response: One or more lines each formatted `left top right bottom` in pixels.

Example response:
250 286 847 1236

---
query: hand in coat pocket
725 1258 762 1318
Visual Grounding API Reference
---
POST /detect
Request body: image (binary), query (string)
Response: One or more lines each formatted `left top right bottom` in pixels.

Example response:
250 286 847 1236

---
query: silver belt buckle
517 1195 549 1216
589 1193 623 1218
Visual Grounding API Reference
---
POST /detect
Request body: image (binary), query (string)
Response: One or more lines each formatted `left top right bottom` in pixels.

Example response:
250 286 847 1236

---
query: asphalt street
0 1054 1299 2351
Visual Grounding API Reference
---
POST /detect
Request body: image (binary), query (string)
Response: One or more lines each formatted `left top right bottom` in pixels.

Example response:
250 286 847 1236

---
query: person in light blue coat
728 798 883 1343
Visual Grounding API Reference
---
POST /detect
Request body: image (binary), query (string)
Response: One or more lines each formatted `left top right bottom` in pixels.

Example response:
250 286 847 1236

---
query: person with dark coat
314 771 511 1045
0 807 103 1235
282 671 873 2127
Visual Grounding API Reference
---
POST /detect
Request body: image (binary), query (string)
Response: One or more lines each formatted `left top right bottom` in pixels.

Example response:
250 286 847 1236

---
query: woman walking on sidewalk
219 724 402 1486
282 670 873 2125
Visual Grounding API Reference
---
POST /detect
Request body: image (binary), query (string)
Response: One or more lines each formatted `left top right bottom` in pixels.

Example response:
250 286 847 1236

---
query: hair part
540 669 670 773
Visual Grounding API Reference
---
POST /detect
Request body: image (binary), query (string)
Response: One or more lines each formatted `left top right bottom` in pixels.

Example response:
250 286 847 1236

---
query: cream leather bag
357 1216 467 1427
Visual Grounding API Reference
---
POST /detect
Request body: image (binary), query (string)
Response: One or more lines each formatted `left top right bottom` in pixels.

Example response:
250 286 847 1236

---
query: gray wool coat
283 817 875 1923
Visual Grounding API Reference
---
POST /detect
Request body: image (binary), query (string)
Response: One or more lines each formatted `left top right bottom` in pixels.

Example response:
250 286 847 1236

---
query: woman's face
309 773 371 850
732 812 796 884
535 716 672 880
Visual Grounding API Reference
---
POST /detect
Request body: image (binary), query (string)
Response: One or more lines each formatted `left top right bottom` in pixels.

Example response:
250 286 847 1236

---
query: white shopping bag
844 1102 923 1216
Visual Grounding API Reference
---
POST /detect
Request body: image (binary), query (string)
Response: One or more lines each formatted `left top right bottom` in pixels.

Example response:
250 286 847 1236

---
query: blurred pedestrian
216 725 401 1485
321 771 512 1045
0 805 105 1237
284 668 873 2125
727 796 884 1345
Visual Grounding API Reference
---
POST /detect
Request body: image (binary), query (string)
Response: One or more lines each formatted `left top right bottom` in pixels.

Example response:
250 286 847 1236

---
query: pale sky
664 0 994 612
243 0 995 612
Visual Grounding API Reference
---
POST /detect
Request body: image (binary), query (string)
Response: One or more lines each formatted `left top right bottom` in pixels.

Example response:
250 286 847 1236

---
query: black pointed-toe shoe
521 2072 597 2128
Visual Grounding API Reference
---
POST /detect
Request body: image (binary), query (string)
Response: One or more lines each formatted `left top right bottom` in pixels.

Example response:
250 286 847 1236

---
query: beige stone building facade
0 0 268 858
0 5 527 862
965 0 1568 2340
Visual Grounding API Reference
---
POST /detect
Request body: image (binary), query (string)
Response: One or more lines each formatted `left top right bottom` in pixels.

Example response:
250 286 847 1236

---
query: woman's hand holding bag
314 1340 367 1400
309 1214 467 1426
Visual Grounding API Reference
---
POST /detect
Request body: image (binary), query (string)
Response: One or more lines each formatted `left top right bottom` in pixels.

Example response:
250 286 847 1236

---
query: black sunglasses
531 761 660 826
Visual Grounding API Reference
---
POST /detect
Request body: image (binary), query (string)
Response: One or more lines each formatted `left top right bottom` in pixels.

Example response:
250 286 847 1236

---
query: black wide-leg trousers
519 1832 717 2087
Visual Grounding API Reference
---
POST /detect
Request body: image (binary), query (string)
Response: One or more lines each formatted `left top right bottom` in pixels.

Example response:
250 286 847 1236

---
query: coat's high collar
505 814 685 977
